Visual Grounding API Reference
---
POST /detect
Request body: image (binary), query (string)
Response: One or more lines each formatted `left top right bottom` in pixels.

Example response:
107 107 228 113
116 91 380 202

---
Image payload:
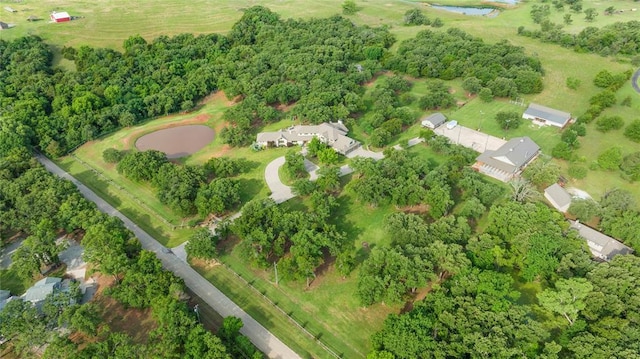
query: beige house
256 121 360 155
569 220 634 261
473 136 540 182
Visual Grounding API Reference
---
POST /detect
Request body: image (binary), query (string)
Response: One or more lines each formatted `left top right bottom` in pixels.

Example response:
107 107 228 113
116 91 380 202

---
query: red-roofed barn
50 11 70 22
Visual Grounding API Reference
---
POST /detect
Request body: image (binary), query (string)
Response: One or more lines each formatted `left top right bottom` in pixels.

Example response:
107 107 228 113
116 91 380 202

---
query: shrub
595 115 624 133
102 148 124 163
620 152 640 181
597 147 623 171
566 77 581 90
624 120 640 142
568 165 588 179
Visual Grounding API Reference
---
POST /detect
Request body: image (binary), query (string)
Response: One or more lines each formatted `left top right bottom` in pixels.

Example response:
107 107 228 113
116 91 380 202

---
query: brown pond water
135 125 215 158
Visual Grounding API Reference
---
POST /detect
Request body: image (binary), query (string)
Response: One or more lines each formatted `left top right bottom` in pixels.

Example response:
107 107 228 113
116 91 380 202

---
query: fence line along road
36 154 301 359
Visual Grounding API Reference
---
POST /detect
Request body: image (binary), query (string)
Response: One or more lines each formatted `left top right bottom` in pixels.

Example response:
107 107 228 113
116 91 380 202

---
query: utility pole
274 261 279 286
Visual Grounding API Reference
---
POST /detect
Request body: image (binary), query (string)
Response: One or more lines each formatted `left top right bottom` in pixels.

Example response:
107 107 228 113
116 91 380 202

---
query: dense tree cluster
518 20 640 56
0 33 226 156
232 197 353 285
370 269 551 358
0 130 236 358
112 150 244 217
385 28 544 100
219 6 394 145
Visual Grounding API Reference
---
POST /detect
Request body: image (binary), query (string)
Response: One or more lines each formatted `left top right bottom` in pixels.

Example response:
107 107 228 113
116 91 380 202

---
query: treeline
231 171 354 285
371 255 640 358
0 33 226 156
0 150 245 358
219 6 395 146
110 149 247 217
385 28 545 99
518 18 640 57
368 192 640 358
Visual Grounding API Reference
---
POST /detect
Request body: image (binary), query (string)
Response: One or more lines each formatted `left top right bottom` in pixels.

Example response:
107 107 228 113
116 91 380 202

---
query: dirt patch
401 284 434 314
400 203 430 215
190 258 221 271
90 275 158 344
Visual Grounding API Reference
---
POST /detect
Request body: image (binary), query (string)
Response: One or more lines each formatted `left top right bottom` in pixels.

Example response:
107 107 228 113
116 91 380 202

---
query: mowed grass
0 268 32 295
60 93 287 246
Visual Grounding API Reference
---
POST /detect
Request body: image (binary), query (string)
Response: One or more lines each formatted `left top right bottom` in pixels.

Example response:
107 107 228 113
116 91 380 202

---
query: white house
473 137 540 182
421 113 447 129
569 220 634 261
523 103 571 128
256 122 360 155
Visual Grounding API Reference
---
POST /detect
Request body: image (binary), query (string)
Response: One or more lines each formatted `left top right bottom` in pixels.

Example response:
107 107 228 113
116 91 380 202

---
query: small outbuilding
569 220 634 261
0 21 9 30
50 11 71 22
523 103 571 128
544 183 572 212
421 113 447 129
4 6 17 13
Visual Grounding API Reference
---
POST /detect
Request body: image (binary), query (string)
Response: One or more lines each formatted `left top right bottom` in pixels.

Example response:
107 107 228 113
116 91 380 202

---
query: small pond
431 5 496 16
135 125 215 159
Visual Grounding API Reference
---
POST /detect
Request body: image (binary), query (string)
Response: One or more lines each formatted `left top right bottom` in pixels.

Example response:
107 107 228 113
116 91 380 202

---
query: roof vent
520 138 524 142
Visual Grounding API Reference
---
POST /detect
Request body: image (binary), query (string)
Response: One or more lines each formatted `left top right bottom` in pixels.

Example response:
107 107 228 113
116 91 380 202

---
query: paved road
633 67 640 94
264 156 295 204
36 155 301 359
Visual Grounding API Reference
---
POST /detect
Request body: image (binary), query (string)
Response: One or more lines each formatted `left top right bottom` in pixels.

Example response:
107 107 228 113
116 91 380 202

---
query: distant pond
431 5 497 16
135 125 215 159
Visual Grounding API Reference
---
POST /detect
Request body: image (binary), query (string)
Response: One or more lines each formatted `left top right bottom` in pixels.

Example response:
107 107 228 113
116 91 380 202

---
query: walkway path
36 154 301 359
264 138 425 203
264 156 295 204
632 67 640 94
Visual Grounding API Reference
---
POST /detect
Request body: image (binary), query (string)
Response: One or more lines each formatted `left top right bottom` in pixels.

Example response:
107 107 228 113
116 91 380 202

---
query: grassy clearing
0 269 32 295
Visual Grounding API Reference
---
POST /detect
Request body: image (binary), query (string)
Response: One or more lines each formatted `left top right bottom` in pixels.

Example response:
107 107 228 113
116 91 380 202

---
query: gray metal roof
569 220 634 261
524 103 571 126
545 183 572 209
421 113 447 127
0 290 10 301
476 137 540 174
23 277 62 303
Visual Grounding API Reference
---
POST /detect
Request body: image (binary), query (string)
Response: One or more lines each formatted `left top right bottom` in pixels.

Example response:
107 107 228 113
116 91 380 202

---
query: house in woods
421 113 447 129
256 121 361 155
522 103 572 128
473 136 540 182
544 183 572 212
50 11 71 22
23 277 63 308
569 220 634 261
0 290 11 311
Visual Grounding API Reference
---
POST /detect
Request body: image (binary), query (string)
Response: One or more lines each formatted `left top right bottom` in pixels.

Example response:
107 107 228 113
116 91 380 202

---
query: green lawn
0 269 32 296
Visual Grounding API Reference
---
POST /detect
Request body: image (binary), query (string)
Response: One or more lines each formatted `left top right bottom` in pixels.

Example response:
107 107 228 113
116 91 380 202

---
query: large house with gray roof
473 136 540 182
569 220 634 261
523 103 572 128
256 121 360 155
23 277 62 308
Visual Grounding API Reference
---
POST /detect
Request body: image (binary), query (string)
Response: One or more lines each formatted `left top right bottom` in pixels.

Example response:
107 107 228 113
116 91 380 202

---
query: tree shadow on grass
238 178 263 203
